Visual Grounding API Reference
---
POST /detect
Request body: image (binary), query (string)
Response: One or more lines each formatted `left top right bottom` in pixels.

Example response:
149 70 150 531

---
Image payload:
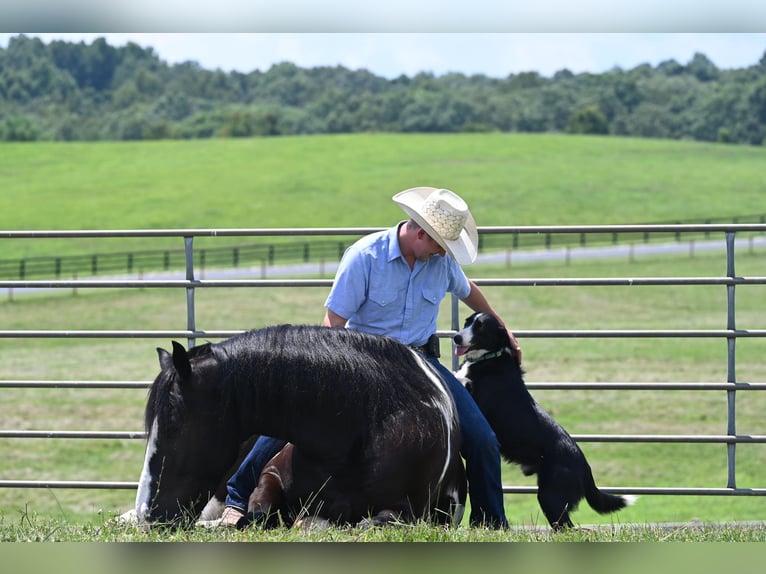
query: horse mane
208 325 440 436
145 325 446 441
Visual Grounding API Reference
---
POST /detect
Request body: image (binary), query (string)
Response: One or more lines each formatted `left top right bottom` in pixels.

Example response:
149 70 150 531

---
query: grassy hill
1 133 765 259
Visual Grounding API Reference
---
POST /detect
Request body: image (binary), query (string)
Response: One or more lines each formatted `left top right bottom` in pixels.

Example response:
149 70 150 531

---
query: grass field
1 133 765 541
1 133 765 260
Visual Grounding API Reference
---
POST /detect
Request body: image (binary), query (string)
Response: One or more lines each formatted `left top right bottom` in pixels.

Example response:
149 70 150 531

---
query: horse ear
157 347 172 370
171 341 193 380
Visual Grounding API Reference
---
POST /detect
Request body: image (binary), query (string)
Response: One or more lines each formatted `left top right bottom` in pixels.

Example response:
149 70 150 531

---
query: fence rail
4 213 766 281
2 224 765 501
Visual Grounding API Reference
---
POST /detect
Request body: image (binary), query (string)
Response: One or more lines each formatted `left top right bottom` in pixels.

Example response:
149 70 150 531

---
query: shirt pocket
368 286 399 308
421 287 445 307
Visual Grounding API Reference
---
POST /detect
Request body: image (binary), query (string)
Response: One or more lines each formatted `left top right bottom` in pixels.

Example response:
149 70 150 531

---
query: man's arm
460 280 523 362
322 308 348 328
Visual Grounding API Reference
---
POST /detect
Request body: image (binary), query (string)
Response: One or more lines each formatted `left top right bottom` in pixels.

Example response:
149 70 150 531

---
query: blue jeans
225 435 287 512
225 358 508 528
424 356 508 528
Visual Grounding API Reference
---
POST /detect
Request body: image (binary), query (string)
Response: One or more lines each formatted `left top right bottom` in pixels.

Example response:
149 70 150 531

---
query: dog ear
498 324 513 349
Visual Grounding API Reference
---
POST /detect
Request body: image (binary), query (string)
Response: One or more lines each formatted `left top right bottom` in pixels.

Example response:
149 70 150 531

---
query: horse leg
239 443 294 529
356 509 403 529
192 435 260 526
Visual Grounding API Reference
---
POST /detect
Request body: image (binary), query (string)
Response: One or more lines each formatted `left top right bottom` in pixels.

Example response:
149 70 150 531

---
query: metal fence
1 224 765 499
3 213 765 281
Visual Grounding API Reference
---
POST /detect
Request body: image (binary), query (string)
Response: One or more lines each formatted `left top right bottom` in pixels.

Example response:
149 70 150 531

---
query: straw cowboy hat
393 187 479 265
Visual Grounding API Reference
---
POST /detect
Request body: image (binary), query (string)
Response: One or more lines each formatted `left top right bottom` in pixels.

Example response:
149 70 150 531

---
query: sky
1 1 766 79
1 32 765 79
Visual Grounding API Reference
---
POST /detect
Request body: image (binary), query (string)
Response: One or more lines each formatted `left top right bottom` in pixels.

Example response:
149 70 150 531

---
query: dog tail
583 466 637 514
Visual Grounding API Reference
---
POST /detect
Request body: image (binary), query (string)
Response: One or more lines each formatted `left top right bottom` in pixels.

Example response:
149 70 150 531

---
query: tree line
2 34 766 145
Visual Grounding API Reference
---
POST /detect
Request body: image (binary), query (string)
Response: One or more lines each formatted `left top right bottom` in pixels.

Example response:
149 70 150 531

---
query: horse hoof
293 516 331 531
356 509 403 529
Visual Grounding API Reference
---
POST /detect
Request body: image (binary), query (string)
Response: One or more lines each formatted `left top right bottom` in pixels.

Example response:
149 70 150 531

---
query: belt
409 334 441 358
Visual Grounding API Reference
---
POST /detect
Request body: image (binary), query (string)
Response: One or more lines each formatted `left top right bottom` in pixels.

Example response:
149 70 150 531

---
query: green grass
2 512 766 542
1 134 765 260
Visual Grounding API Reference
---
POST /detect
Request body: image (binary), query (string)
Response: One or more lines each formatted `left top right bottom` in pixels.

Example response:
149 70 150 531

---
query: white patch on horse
135 417 158 523
409 350 457 493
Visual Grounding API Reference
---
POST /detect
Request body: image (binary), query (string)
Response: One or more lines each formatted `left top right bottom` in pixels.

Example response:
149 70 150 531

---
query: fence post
725 231 737 489
451 293 459 371
185 236 196 349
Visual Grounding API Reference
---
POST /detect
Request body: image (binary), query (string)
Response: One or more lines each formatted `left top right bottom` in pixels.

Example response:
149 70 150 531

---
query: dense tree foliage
1 35 765 145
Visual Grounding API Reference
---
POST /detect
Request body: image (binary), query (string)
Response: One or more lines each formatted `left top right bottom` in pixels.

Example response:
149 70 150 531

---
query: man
219 187 520 529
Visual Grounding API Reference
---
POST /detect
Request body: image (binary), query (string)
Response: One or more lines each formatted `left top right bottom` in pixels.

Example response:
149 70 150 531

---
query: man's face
414 229 446 261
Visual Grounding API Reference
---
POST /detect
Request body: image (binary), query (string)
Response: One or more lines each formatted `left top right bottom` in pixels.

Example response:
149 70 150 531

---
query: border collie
454 312 635 529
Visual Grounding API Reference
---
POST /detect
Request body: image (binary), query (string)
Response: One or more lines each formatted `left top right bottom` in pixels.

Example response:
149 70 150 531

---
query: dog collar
472 349 506 363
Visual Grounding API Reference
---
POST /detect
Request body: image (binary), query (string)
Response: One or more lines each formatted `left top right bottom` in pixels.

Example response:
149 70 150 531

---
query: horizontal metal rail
0 380 151 389
0 480 762 497
0 228 384 239
0 431 146 439
3 276 766 290
3 329 766 339
0 480 139 490
4 380 766 391
3 223 766 239
501 486 766 496
4 430 764 445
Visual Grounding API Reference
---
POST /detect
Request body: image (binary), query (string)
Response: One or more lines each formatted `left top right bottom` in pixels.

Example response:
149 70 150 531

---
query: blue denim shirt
324 223 471 347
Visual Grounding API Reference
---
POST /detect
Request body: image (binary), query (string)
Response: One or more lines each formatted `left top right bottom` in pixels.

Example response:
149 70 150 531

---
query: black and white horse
135 325 466 527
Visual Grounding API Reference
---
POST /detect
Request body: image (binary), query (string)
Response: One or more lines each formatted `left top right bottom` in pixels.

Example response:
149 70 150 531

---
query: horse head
135 341 241 525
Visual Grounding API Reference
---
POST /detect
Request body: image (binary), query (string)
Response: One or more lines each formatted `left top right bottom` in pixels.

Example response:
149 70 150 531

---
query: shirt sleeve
446 256 472 300
324 244 370 321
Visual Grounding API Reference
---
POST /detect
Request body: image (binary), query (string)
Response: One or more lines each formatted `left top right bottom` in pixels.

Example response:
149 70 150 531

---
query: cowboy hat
392 187 479 265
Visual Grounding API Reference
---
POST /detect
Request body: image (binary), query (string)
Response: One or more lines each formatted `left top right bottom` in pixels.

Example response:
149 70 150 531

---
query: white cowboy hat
392 187 479 265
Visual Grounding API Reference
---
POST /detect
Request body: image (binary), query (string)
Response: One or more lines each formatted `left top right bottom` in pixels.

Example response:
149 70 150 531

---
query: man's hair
406 219 421 231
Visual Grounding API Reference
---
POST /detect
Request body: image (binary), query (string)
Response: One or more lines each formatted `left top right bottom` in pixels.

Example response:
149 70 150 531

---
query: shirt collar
386 222 406 263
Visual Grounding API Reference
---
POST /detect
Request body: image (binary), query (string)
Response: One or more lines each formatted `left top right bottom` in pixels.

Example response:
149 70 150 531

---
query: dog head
453 312 514 362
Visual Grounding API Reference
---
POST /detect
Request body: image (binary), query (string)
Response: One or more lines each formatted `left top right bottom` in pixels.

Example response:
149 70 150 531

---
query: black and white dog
454 312 635 529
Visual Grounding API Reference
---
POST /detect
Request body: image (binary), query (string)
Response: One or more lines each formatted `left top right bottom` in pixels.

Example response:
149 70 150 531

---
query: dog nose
454 334 463 344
